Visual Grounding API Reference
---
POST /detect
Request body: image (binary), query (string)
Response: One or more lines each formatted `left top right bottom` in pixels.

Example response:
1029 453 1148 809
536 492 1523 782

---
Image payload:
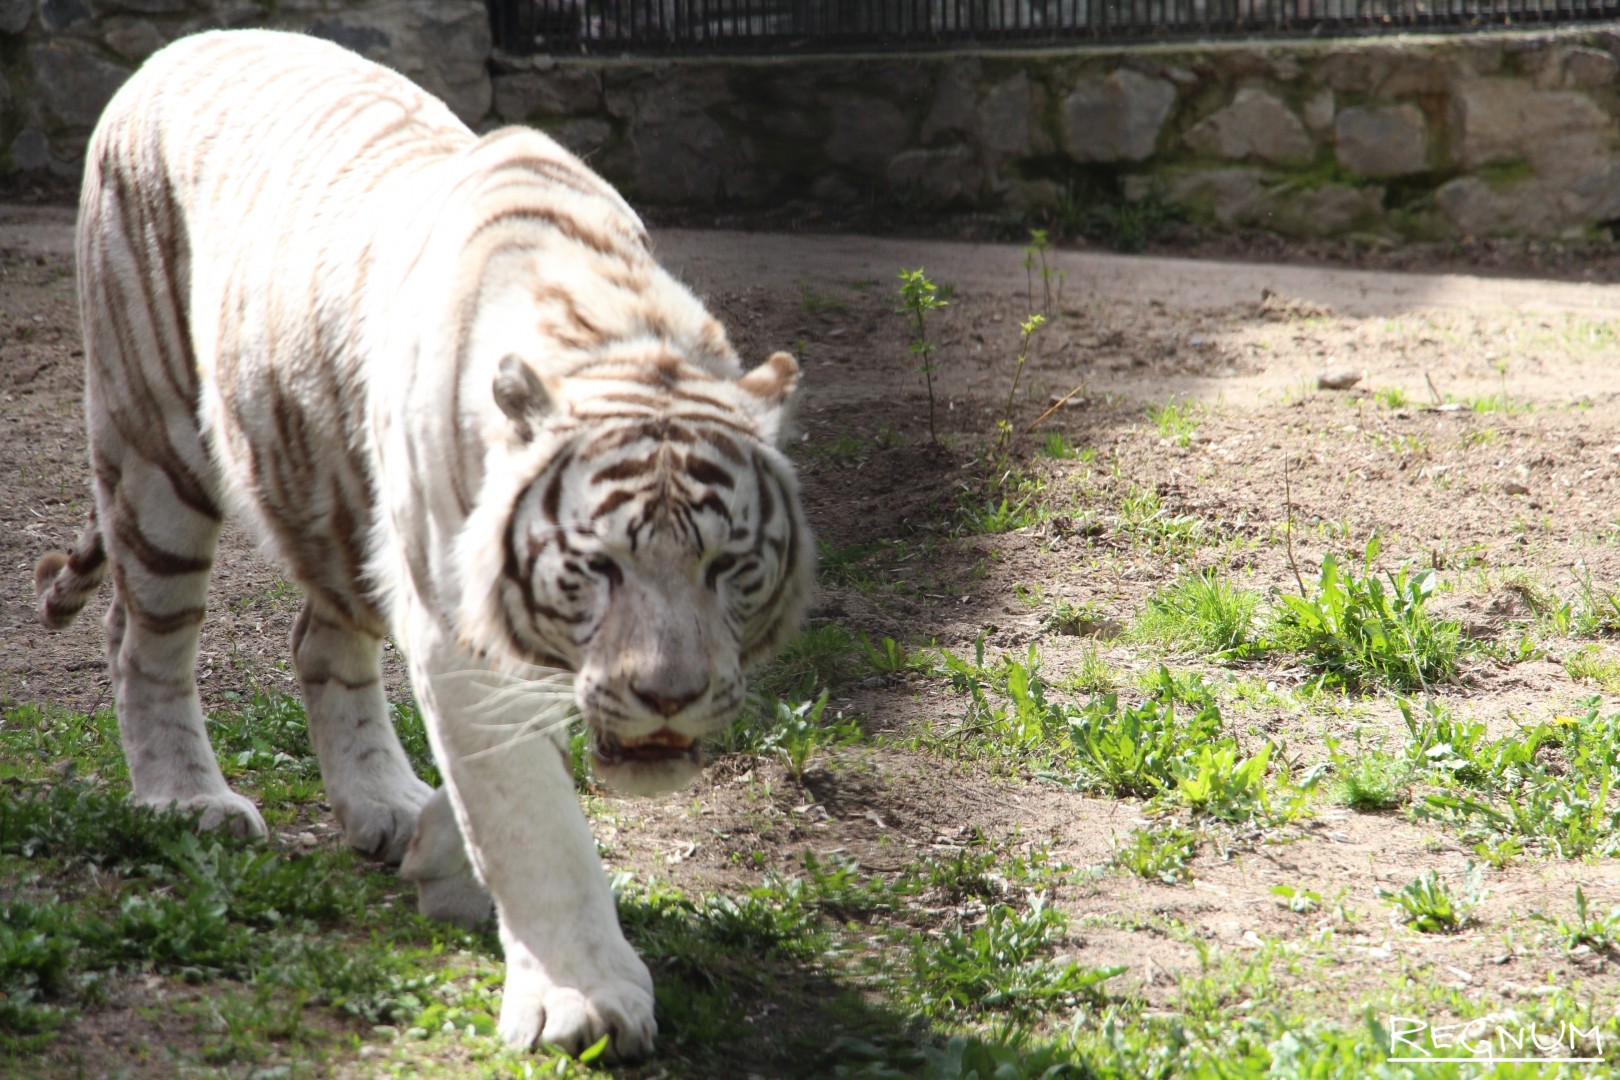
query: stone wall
1 0 490 176
499 29 1620 241
6 5 1620 241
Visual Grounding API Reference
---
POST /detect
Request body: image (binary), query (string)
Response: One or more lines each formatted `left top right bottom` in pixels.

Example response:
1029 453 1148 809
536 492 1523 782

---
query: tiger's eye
587 556 621 584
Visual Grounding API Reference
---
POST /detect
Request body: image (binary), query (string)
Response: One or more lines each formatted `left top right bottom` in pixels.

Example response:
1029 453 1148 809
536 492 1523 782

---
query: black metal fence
488 0 1620 52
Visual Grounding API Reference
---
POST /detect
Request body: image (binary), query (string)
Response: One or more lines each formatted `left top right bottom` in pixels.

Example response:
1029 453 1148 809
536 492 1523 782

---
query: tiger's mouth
595 727 699 767
592 728 703 797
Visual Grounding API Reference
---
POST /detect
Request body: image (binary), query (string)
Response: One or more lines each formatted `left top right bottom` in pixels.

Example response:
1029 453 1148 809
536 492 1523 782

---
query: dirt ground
9 199 1620 1061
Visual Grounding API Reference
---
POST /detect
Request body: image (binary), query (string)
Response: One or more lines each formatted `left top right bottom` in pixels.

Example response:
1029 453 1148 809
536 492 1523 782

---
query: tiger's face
459 350 812 797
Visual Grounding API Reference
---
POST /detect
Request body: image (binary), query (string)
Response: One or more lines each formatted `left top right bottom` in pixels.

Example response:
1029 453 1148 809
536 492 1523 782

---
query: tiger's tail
35 507 108 630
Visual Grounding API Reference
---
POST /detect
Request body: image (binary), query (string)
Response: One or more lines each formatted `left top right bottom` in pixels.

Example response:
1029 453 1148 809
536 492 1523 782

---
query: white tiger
33 28 813 1058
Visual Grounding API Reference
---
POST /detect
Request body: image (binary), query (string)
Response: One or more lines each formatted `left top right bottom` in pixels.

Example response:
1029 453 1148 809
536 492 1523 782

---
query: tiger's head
457 347 814 797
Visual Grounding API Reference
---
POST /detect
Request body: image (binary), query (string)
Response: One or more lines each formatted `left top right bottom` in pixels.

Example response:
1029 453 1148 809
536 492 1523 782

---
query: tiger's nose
631 682 707 718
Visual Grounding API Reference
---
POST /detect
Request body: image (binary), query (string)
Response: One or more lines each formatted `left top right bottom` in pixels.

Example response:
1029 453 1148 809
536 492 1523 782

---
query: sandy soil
8 201 1620 1062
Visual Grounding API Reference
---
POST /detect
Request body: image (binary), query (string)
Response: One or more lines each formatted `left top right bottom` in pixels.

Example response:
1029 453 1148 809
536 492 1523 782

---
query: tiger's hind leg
291 598 432 864
98 455 265 837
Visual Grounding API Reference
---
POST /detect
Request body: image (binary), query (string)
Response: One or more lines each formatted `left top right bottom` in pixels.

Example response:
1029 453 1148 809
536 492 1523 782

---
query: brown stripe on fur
690 491 732 524
34 551 88 629
68 524 108 575
107 168 194 407
469 205 621 259
686 457 735 489
531 283 604 342
666 410 756 435
577 391 671 413
590 488 638 521
704 431 745 464
502 155 615 200
126 602 206 635
110 500 212 576
669 388 731 410
577 419 697 461
88 244 220 522
542 463 567 525
98 401 222 523
329 479 373 602
698 320 730 358
754 458 776 526
301 672 382 691
590 457 658 484
119 650 195 690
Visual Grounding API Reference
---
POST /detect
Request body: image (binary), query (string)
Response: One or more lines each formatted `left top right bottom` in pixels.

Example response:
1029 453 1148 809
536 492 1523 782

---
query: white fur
60 29 810 1061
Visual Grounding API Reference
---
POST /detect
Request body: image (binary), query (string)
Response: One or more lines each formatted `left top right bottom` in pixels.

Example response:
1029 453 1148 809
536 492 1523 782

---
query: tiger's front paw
399 784 493 927
497 958 656 1060
147 791 268 840
332 774 433 864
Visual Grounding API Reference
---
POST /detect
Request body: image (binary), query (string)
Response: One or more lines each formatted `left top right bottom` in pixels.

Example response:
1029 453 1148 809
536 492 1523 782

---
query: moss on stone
1479 159 1536 192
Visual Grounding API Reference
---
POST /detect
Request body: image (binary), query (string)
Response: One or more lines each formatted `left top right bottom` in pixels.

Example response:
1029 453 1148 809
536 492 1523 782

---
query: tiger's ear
736 351 799 446
492 354 555 442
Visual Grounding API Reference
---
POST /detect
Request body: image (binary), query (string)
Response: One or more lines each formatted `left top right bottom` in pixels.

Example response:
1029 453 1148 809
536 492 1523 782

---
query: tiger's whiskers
431 665 580 762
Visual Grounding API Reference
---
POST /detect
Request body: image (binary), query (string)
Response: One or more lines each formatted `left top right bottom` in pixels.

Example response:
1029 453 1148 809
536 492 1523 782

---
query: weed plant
1406 697 1620 859
931 642 1302 824
995 313 1045 454
722 692 860 779
1113 824 1199 884
896 268 947 445
1534 885 1620 953
1269 538 1462 690
1378 865 1483 933
1330 744 1411 811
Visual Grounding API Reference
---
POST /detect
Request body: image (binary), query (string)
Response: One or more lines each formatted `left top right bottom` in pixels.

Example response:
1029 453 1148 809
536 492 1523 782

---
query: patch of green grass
1113 824 1199 884
1407 699 1620 858
1115 485 1207 554
722 692 861 779
958 494 1043 534
0 701 127 784
1145 396 1203 448
1565 645 1620 693
1128 569 1261 659
1331 745 1412 811
900 898 1120 1021
816 538 895 590
1037 597 1109 638
1039 431 1091 460
1174 741 1273 822
859 634 933 678
1571 570 1620 636
1065 690 1223 798
797 279 848 314
1270 884 1323 914
1056 642 1120 695
930 645 1306 823
1534 885 1620 954
0 781 457 1056
753 621 864 699
1372 385 1410 408
1467 391 1533 415
1268 539 1462 691
1083 189 1184 253
1378 865 1483 934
